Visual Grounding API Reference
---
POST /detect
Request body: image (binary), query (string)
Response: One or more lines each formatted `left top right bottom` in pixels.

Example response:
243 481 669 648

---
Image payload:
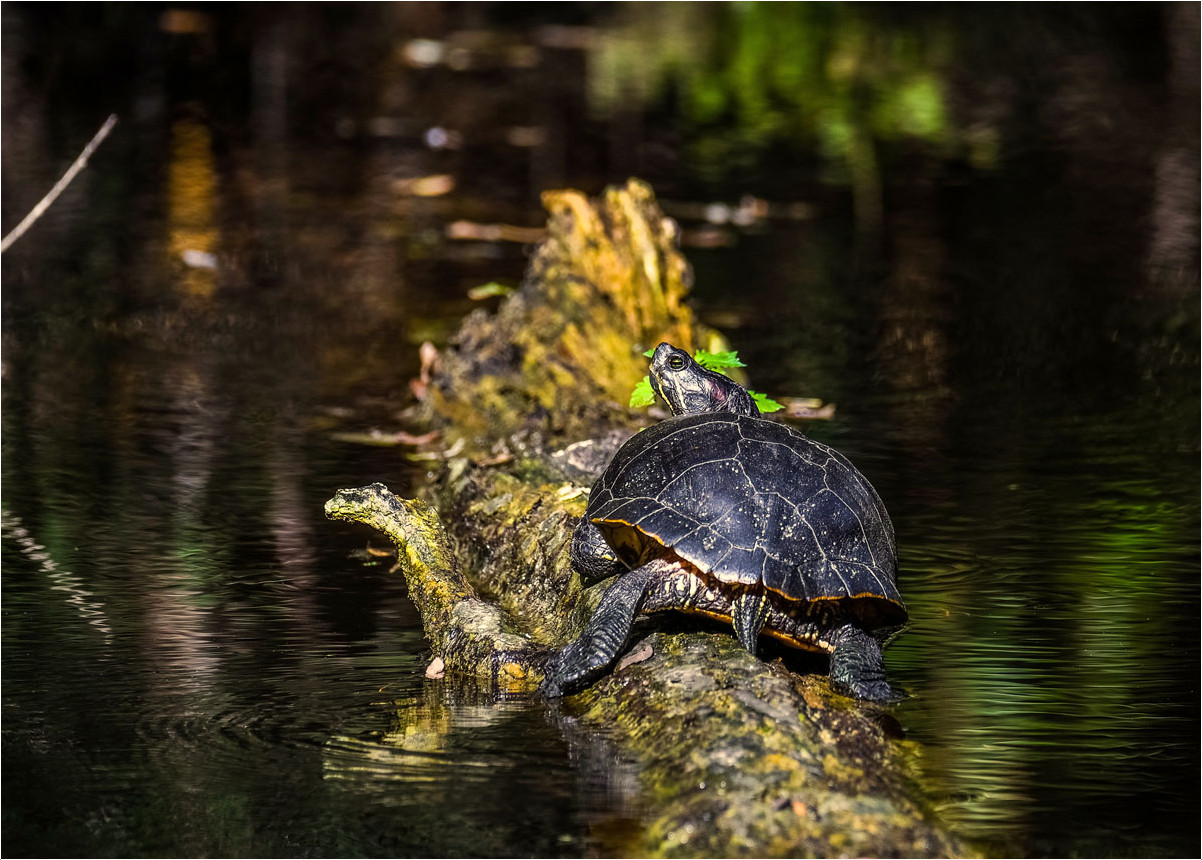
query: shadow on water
3 4 1198 857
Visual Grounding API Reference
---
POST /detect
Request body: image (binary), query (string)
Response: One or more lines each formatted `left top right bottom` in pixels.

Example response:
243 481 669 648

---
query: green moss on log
424 179 709 450
572 633 967 857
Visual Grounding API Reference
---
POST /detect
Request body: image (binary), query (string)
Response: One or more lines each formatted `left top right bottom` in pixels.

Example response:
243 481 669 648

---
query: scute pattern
588 413 903 619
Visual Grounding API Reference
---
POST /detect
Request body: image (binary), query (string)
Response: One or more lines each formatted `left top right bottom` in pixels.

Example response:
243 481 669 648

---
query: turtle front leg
541 558 672 697
828 624 901 703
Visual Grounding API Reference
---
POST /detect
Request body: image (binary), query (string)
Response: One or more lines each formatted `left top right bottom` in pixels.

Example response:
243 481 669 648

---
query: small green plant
629 348 783 412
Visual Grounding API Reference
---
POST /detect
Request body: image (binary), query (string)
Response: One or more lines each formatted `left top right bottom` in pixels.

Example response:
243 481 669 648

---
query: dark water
3 4 1198 857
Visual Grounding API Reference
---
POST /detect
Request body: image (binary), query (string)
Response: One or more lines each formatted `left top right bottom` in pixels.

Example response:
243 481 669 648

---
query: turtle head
649 343 759 416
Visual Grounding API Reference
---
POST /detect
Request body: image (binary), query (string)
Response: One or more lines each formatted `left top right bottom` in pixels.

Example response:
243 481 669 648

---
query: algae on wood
425 179 711 449
571 634 958 857
327 179 973 857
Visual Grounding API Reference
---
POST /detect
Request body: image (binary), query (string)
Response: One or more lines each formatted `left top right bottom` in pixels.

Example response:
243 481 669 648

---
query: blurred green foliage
591 3 983 225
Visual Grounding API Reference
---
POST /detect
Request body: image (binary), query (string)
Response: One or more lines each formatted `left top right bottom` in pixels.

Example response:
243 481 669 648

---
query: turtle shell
587 412 906 628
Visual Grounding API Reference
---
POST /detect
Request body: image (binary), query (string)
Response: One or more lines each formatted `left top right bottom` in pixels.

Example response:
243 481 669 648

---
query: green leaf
629 376 656 408
694 349 746 371
750 390 784 413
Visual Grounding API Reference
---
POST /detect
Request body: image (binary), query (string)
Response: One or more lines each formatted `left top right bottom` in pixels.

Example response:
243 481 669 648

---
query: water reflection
590 2 963 232
2 510 113 640
885 396 1198 854
167 112 219 301
324 683 644 856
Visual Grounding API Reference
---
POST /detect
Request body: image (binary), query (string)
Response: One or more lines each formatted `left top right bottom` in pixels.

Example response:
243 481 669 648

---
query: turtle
540 342 907 702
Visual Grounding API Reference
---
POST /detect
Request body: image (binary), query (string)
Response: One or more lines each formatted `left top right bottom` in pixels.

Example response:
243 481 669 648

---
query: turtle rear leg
541 558 673 698
828 624 901 703
731 590 770 654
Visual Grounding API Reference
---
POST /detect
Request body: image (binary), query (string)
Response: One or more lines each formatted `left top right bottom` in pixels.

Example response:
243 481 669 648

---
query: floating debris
393 174 456 197
446 220 546 244
467 282 515 300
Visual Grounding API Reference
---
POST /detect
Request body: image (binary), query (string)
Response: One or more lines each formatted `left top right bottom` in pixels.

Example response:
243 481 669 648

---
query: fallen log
326 179 973 857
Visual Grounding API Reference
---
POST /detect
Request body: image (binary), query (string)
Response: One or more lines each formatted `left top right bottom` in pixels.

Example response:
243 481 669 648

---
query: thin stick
1 113 119 254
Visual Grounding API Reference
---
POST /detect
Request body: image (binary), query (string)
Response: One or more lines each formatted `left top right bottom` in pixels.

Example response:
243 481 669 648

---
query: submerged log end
325 483 545 688
325 484 464 594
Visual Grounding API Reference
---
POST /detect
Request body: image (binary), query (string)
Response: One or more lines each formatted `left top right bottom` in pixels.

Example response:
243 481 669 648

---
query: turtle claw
828 624 900 704
831 674 903 704
540 640 597 698
539 665 567 699
539 562 661 698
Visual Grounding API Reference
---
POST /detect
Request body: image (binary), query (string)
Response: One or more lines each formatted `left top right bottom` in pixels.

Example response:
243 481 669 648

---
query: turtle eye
667 354 687 371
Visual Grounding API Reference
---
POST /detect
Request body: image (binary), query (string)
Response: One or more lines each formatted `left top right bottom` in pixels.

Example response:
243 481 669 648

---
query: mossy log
326 180 973 857
422 179 733 450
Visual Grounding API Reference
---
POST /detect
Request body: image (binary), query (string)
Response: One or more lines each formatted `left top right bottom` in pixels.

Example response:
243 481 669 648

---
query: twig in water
1 113 119 253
